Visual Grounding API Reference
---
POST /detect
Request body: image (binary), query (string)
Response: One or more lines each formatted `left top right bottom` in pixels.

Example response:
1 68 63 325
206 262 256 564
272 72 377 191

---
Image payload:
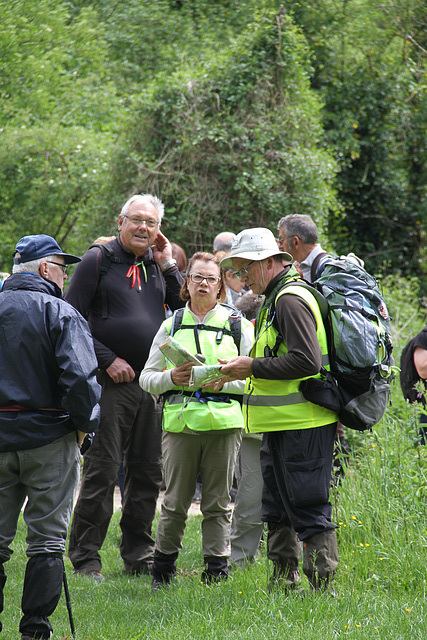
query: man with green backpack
219 228 339 594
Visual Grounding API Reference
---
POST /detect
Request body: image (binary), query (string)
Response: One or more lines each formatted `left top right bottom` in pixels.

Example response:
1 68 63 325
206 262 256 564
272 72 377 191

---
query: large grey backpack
296 253 394 430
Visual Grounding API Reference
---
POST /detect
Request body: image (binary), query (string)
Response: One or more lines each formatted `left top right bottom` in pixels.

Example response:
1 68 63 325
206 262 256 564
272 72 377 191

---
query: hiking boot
268 564 301 593
302 529 338 595
266 522 301 592
73 568 105 581
151 550 178 587
200 555 228 584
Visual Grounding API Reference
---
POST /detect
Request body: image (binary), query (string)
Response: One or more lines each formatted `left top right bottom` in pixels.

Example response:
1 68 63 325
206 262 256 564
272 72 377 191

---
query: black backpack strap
310 251 329 282
170 304 242 355
170 307 184 338
96 244 114 320
221 303 242 351
91 243 121 320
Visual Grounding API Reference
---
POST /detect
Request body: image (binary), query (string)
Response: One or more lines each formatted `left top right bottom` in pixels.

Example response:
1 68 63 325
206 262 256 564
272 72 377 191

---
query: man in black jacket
0 234 101 640
66 194 184 578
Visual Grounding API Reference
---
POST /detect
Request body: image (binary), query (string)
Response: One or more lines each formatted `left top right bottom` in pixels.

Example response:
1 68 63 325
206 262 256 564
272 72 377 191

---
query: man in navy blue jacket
0 234 101 640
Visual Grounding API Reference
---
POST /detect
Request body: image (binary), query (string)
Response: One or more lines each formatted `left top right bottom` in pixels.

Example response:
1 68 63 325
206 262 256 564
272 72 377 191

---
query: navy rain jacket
0 272 101 452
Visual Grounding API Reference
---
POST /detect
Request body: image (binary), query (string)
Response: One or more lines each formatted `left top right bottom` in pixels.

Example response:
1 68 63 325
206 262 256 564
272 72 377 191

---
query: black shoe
201 555 229 583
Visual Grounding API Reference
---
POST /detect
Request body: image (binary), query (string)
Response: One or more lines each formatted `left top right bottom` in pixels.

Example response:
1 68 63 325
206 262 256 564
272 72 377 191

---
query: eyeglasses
188 273 220 286
123 215 159 229
46 261 68 274
277 234 295 246
230 260 255 281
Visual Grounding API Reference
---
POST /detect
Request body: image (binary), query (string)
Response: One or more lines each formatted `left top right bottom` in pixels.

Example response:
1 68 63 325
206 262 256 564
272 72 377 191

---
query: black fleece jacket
65 237 184 372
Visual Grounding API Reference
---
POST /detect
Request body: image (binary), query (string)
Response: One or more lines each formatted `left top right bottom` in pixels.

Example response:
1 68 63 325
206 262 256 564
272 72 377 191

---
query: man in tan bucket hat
219 228 339 594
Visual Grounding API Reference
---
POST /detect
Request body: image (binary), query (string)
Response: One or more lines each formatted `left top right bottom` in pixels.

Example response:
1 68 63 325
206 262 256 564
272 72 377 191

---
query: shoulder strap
91 242 130 320
92 244 115 320
274 280 328 323
310 251 329 282
170 304 242 353
170 307 185 338
221 303 242 350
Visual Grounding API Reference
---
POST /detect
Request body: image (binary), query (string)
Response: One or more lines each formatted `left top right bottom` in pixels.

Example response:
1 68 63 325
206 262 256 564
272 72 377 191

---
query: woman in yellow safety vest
140 251 253 589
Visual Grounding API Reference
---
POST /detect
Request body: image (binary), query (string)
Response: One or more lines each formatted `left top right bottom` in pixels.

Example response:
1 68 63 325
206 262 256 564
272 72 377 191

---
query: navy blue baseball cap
13 234 81 265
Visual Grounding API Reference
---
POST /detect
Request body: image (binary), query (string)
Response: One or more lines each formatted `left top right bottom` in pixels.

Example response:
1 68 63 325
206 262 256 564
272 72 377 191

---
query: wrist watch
161 258 177 271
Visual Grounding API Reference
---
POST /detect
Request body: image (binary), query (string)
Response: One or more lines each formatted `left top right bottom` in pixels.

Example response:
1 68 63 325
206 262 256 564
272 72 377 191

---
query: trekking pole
62 562 76 638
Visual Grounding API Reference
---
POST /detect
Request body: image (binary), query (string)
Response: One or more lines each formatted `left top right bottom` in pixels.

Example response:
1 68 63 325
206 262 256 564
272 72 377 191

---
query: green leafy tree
282 0 427 280
109 9 338 253
0 0 120 267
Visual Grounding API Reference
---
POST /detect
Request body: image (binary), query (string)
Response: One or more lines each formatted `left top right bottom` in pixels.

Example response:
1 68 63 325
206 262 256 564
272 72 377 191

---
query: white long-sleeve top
139 302 254 396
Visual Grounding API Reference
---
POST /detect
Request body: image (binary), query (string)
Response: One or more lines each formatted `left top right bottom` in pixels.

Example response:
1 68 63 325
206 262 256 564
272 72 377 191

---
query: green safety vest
162 305 246 433
244 274 338 433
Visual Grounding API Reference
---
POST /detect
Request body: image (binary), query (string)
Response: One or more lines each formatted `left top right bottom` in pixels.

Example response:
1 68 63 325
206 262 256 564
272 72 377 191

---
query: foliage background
1 0 426 287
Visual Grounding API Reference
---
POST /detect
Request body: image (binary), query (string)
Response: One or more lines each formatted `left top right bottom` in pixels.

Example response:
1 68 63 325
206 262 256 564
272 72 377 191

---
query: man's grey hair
13 255 57 274
213 232 236 253
278 214 318 245
120 194 164 223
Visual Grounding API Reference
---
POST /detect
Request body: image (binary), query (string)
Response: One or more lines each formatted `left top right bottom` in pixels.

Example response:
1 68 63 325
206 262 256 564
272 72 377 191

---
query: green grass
3 269 427 640
2 398 427 639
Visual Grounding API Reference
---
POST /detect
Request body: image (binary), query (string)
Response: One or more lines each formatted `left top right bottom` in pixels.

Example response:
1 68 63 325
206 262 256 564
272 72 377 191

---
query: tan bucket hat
219 228 292 269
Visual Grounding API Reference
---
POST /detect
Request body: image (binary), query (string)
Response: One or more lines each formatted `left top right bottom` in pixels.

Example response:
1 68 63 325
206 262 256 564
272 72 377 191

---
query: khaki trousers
156 429 241 557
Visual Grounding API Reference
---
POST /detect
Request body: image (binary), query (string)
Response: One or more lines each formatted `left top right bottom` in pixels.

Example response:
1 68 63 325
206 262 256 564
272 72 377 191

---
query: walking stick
62 562 76 638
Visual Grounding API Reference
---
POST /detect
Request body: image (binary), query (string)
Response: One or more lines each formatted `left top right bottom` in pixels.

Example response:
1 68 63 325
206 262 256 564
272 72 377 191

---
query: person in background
140 252 254 589
171 243 187 274
413 339 427 442
235 292 262 322
66 194 184 579
276 214 325 281
0 234 100 640
229 292 264 568
220 228 339 594
215 250 246 307
0 272 10 290
400 328 427 444
213 232 236 255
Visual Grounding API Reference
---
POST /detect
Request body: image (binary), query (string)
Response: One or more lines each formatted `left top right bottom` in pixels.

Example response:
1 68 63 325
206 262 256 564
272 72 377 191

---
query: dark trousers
68 373 163 572
261 423 337 541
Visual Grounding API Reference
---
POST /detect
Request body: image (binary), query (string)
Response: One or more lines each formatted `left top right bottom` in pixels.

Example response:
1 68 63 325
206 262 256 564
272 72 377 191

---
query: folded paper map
159 337 227 388
189 364 226 389
159 336 204 368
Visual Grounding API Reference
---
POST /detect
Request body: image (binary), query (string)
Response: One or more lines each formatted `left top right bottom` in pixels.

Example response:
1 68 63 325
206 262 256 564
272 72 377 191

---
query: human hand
106 357 135 383
152 231 172 267
170 361 194 386
217 356 253 382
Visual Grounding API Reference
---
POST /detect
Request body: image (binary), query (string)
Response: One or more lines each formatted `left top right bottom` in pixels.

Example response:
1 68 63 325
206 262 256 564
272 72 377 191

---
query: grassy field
2 400 427 640
2 276 427 639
